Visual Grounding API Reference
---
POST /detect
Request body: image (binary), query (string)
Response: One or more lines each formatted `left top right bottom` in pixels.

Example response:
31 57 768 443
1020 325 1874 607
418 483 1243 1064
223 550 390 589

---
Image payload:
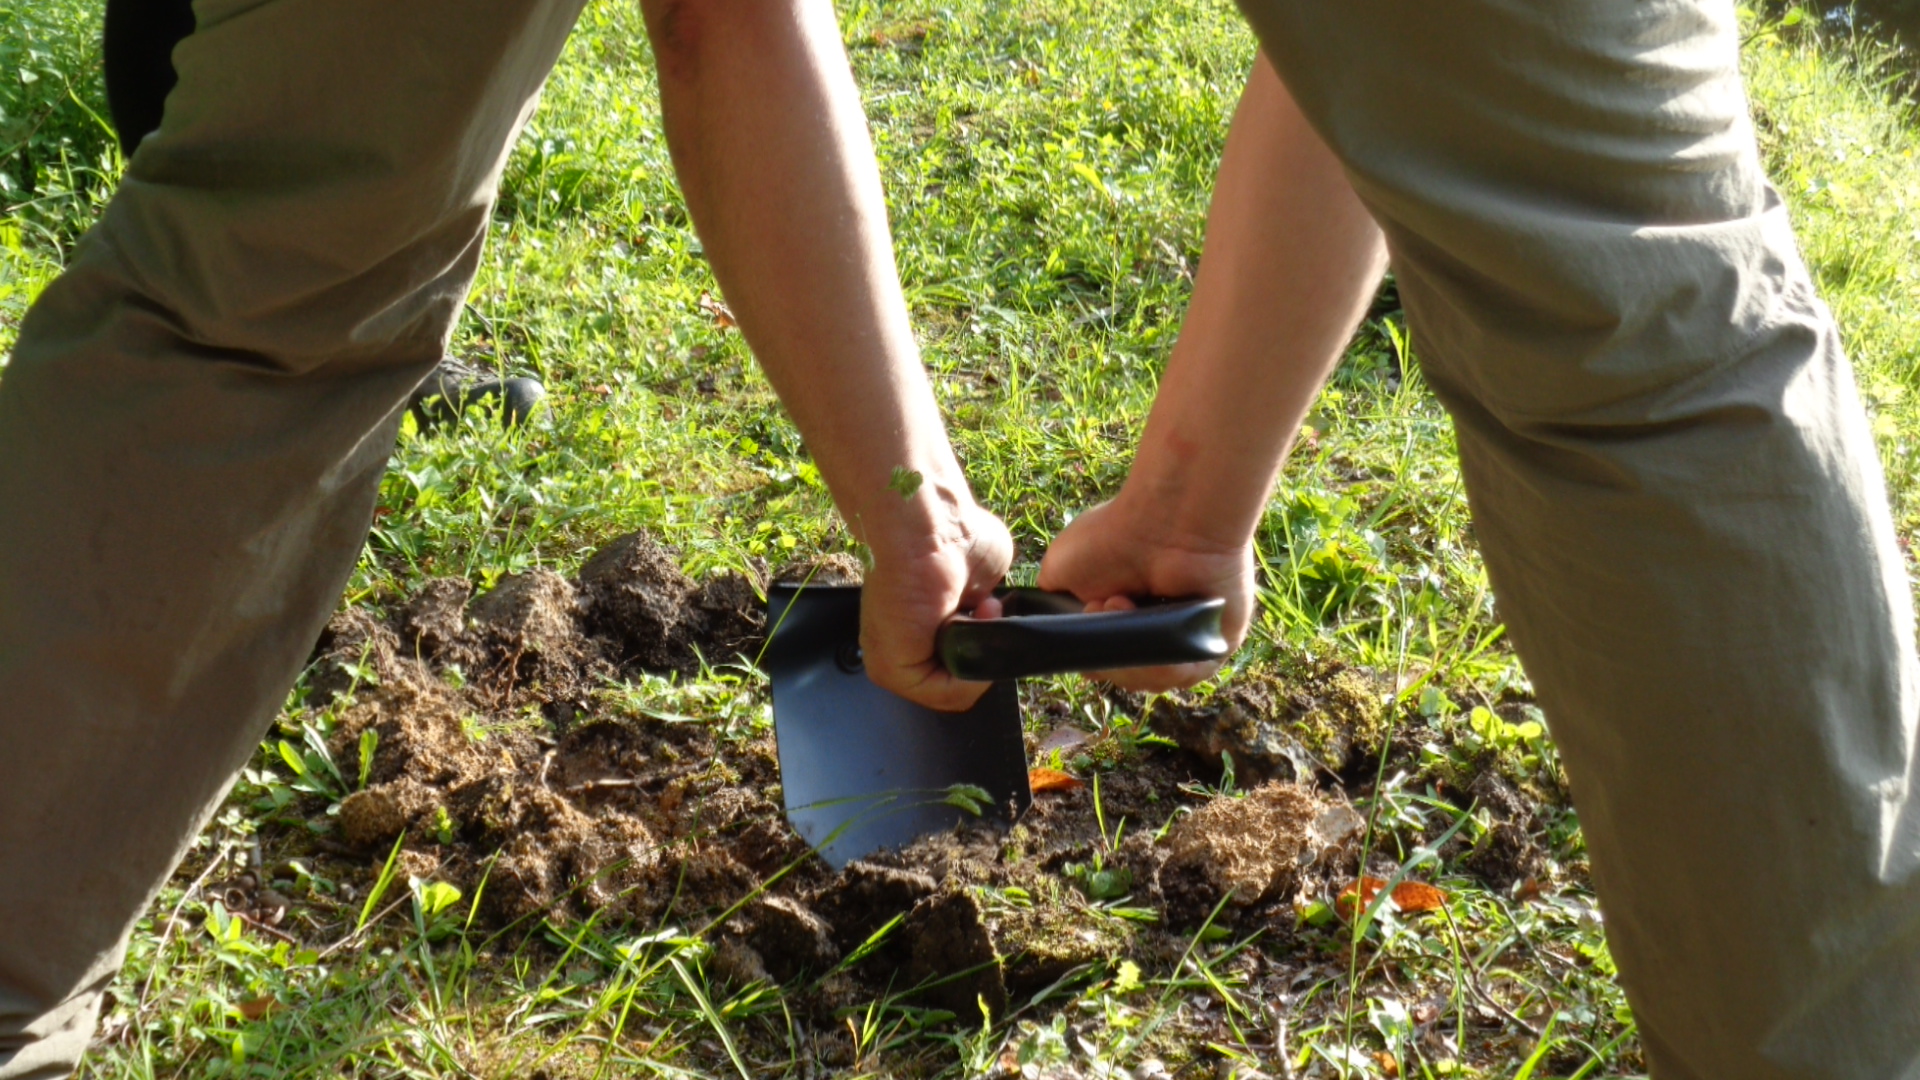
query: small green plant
355 728 379 790
409 876 465 942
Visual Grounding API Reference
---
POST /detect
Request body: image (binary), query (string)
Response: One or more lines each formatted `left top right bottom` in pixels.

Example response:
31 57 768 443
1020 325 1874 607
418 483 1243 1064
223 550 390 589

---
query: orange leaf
1375 1052 1401 1077
1390 880 1447 913
1336 876 1387 917
1028 767 1085 793
1335 876 1447 917
238 995 278 1020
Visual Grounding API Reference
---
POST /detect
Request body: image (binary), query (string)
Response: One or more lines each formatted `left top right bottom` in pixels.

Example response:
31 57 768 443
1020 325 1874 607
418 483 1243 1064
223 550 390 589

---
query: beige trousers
0 0 587 1075
1 0 1913 1077
1238 0 1920 1077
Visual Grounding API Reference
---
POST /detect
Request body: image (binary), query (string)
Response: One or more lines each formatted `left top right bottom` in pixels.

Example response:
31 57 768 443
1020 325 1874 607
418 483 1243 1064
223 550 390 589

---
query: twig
568 778 640 793
232 910 298 944
1439 903 1541 1037
1470 976 1541 1039
1274 1012 1296 1080
314 895 411 961
136 843 231 1016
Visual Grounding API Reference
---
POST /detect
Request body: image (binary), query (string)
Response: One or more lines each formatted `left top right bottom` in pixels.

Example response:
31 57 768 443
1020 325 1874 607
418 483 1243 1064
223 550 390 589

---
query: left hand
1037 493 1255 692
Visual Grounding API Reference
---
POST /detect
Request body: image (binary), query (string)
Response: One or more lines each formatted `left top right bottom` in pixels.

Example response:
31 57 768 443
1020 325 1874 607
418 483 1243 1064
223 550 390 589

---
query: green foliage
0 0 115 352
3 2 1915 1078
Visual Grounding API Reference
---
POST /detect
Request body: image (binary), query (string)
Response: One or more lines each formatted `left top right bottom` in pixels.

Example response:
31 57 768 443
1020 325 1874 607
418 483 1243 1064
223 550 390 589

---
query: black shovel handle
935 589 1229 681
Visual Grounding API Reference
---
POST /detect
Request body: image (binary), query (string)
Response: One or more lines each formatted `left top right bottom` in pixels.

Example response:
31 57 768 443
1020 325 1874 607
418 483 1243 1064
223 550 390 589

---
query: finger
870 661 993 712
973 594 1004 620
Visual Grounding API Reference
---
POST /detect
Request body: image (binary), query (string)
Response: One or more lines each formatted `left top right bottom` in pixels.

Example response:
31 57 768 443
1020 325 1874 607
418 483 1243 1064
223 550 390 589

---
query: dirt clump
466 569 605 704
813 861 939 959
398 577 473 662
739 896 840 981
709 935 774 990
1146 678 1314 786
688 573 767 665
308 608 402 705
338 779 440 848
1462 771 1545 888
580 530 766 671
904 890 1006 1020
469 569 582 657
578 530 697 670
775 553 865 586
1148 667 1385 781
1159 782 1324 925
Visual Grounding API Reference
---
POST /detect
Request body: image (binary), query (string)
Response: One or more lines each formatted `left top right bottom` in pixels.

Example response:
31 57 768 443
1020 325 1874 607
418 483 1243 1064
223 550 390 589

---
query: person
0 0 1913 1077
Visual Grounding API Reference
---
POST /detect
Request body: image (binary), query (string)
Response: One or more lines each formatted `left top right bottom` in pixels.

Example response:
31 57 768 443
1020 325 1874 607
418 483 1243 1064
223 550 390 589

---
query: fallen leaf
1391 880 1447 913
238 995 278 1020
1336 876 1448 917
698 293 737 330
1028 767 1084 793
1037 726 1093 754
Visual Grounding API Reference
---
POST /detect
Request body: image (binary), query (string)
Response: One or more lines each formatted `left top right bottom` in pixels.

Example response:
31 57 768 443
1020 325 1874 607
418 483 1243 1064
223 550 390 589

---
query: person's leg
0 0 584 1074
1234 1 1919 1076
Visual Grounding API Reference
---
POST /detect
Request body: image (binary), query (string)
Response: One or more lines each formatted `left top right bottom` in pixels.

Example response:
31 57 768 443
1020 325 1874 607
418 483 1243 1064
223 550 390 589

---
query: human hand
1037 493 1255 692
858 495 1013 711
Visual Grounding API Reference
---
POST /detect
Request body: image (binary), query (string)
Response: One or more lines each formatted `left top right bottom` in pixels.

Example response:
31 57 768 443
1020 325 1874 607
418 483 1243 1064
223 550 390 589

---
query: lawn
3 2 1919 1077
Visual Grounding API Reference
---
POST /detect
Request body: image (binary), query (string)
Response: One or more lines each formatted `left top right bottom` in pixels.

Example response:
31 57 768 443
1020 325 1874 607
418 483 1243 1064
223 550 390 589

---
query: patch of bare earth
242 530 1564 1074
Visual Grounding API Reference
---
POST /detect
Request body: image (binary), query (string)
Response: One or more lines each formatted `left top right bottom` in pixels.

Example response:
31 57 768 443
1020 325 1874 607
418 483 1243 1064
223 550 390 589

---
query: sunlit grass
4 1 1918 1076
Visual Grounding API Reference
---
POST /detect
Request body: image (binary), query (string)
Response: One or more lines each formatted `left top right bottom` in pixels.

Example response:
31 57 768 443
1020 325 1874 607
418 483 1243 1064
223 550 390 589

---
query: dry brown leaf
698 293 737 330
1028 767 1085 793
237 995 278 1020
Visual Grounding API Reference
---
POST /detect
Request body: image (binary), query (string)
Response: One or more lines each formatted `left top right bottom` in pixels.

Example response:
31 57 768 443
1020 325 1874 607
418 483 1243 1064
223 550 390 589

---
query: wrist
1116 432 1266 555
842 460 981 561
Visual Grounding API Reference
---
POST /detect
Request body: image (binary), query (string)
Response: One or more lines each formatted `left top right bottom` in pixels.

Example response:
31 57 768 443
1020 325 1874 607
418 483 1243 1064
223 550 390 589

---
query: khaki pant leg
0 0 584 1074
1233 1 1920 1076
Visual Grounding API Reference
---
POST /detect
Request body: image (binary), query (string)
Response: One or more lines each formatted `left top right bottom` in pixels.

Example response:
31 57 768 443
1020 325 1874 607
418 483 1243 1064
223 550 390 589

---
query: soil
1144 666 1387 784
271 530 1557 1069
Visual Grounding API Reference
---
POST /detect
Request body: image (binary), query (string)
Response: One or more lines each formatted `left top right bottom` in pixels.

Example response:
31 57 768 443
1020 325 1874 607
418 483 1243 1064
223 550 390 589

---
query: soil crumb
775 553 865 586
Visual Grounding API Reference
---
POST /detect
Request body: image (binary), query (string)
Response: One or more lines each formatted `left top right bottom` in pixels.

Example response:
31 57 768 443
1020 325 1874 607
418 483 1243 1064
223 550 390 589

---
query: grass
3 1 1919 1077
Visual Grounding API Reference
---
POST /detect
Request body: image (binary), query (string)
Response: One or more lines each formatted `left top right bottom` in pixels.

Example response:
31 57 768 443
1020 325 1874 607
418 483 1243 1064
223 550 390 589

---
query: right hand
858 495 1013 712
1037 493 1255 692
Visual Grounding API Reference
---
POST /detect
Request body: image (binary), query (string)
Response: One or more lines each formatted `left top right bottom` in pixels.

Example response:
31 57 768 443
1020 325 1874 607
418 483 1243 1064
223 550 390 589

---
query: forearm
1120 54 1388 549
641 0 971 555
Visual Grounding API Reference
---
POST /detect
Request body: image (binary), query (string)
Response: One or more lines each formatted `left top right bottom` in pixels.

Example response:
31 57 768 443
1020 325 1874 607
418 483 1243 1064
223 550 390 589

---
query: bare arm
640 0 1010 708
1040 54 1389 688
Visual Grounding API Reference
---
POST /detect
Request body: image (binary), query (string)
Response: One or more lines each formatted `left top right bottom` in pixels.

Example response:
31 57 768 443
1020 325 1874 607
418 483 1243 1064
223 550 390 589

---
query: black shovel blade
764 584 1032 870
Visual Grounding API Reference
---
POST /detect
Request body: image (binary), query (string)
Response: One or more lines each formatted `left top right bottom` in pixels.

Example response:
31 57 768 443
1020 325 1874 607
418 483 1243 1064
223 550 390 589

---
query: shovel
763 584 1228 868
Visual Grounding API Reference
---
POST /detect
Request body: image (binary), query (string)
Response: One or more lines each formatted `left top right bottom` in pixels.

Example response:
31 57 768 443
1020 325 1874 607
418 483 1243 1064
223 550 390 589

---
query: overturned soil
246 529 1557 1073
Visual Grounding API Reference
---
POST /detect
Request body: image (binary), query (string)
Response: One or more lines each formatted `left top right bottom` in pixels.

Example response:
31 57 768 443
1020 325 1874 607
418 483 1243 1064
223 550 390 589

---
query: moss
990 888 1135 994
